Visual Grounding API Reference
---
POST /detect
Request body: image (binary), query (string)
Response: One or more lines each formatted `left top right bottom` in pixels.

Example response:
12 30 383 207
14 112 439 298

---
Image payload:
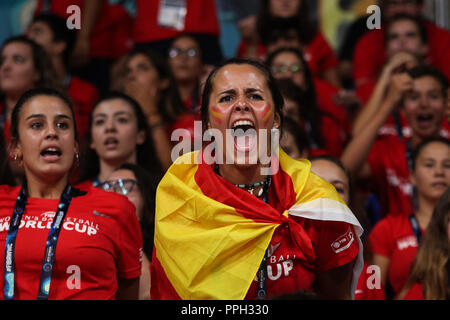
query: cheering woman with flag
151 59 364 300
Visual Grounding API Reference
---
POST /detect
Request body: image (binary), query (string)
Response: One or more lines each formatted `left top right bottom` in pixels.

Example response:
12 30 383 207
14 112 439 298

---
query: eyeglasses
169 47 199 58
101 179 137 195
271 64 303 74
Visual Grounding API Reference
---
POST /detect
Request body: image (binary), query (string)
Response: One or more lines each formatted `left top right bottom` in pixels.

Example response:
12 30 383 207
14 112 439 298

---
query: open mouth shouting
231 119 257 152
104 137 119 150
416 113 435 130
40 146 62 162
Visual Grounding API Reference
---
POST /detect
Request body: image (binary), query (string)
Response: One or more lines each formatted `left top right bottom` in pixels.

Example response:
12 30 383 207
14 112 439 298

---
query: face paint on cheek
210 106 225 124
261 104 272 127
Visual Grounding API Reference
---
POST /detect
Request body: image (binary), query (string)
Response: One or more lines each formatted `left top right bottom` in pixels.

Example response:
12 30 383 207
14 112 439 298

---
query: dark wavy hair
266 47 324 148
256 0 317 46
201 58 284 135
114 162 163 260
79 91 162 182
407 65 449 96
31 13 77 66
10 87 77 143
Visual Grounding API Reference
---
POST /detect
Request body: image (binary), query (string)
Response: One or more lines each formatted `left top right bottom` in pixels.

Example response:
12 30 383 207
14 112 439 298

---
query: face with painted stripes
207 64 280 165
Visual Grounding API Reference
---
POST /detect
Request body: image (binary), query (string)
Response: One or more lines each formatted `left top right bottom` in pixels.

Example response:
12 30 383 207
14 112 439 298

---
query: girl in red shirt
103 163 161 300
78 92 162 188
399 185 450 300
266 47 350 157
368 137 450 299
0 88 142 299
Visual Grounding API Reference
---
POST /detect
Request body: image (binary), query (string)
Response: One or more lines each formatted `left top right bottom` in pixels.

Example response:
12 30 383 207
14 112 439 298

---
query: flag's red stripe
151 248 182 300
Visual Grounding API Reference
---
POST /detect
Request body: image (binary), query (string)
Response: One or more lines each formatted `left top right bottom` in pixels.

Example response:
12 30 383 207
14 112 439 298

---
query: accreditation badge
157 0 187 31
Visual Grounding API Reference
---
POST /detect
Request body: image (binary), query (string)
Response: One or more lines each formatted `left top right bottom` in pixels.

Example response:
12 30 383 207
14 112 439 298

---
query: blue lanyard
408 213 422 244
256 179 271 300
3 184 74 300
404 139 419 211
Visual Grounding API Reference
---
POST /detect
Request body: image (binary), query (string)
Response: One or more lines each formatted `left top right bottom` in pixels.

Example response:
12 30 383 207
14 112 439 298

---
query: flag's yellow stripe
155 151 277 299
154 149 352 300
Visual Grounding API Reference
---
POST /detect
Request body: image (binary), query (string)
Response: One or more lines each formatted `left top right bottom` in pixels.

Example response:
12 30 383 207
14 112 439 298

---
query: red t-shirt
313 78 350 157
68 76 99 142
353 21 450 103
0 185 142 300
319 112 349 158
377 111 450 140
244 217 359 299
403 283 424 300
36 0 132 58
303 32 340 78
368 214 423 295
367 136 414 217
132 0 219 43
354 262 386 300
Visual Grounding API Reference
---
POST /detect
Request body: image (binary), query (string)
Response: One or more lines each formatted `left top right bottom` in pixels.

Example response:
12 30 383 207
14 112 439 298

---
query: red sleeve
116 199 143 279
368 218 393 258
355 262 386 300
69 78 99 141
313 220 359 273
403 283 423 300
425 22 450 80
367 139 386 180
150 249 182 300
353 30 386 90
320 114 349 158
306 33 339 76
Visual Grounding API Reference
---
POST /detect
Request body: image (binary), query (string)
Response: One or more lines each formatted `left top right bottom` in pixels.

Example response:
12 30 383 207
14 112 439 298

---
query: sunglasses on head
101 179 137 195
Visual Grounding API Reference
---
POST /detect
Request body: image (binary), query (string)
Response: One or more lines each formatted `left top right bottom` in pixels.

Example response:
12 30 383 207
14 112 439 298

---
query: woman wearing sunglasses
168 34 204 114
0 88 142 299
102 163 162 300
266 47 350 157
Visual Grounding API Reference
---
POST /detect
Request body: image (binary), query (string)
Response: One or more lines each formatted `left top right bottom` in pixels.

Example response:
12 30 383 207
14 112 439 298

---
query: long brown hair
406 187 450 299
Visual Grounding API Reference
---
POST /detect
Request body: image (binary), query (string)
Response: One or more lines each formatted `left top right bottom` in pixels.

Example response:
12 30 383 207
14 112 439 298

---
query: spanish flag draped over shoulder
151 149 363 300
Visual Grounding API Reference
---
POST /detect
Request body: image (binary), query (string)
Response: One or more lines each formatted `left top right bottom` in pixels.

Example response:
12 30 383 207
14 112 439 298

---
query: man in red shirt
341 65 449 217
353 0 450 104
26 14 99 142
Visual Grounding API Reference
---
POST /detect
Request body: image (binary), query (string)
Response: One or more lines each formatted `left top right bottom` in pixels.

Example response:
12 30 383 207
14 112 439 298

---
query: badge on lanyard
157 0 187 31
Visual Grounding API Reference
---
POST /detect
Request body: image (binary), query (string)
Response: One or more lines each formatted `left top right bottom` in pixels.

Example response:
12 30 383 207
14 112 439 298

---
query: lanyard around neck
3 184 74 300
408 213 422 244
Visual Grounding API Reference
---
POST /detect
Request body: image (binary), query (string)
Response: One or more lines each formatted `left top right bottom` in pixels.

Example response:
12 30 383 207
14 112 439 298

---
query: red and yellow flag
151 149 363 300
